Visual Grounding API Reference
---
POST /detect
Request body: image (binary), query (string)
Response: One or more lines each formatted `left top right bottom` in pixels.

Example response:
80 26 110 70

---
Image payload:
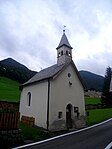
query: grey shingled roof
56 32 73 49
21 61 85 89
22 63 66 87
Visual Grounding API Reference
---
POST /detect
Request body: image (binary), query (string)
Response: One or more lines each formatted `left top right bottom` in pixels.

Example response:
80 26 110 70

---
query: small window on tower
66 51 68 55
58 52 61 57
61 51 63 55
69 52 71 56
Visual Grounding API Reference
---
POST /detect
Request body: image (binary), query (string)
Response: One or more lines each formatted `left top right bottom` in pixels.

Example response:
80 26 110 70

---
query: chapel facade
19 30 86 131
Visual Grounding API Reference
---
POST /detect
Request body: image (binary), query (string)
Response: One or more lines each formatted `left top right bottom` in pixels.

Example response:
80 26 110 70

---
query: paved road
18 119 112 149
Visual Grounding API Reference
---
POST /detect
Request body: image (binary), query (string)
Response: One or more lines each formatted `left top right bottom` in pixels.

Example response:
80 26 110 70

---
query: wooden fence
0 100 20 130
0 110 20 130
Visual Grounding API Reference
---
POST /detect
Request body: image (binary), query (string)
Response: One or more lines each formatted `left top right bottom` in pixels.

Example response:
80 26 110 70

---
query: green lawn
86 108 112 125
85 97 101 105
0 77 21 102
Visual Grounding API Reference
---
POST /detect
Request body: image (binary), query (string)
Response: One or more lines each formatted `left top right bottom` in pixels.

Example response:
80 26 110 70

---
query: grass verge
86 108 112 126
19 123 51 142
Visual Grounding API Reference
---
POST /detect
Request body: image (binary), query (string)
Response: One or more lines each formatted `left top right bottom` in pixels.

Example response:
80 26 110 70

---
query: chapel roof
20 61 85 89
21 62 66 87
56 32 73 49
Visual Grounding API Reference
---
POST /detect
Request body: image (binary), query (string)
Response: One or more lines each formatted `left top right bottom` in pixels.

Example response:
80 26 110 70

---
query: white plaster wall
19 81 48 129
49 64 85 125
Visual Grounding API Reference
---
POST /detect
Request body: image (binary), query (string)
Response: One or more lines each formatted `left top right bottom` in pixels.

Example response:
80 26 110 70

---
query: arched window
66 51 68 55
58 52 61 57
61 51 63 56
27 92 31 106
68 52 71 56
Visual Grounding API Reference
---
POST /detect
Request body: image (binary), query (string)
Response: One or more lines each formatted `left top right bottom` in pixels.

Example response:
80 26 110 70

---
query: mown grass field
0 77 21 102
86 108 112 125
85 97 112 125
85 97 101 105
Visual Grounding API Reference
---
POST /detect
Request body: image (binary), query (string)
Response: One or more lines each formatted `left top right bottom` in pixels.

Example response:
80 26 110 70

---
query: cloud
0 0 112 76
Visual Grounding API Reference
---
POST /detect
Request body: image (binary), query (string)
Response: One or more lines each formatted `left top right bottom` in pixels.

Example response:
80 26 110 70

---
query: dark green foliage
102 67 111 95
0 58 37 83
79 71 104 91
101 67 112 106
20 123 51 141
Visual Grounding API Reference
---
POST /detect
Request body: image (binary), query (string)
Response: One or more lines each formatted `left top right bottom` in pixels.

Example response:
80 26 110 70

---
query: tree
101 66 112 106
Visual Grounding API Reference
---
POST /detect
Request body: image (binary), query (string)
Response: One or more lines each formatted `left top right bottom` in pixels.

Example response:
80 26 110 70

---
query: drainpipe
47 79 50 131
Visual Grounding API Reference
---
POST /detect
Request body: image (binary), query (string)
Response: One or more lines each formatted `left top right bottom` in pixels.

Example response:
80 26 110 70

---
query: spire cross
63 25 66 33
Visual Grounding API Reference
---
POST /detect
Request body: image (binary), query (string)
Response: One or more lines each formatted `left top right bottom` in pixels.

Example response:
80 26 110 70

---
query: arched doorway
66 104 73 129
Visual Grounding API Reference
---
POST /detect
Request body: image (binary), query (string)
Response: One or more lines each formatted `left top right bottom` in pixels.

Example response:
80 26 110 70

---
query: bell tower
56 29 73 65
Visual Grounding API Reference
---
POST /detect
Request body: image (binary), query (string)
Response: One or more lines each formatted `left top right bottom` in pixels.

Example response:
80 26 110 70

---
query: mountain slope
0 58 104 91
1 58 28 69
0 58 37 83
79 70 104 91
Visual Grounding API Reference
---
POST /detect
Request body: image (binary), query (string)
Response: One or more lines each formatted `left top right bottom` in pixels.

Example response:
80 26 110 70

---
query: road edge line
13 118 112 149
105 141 112 149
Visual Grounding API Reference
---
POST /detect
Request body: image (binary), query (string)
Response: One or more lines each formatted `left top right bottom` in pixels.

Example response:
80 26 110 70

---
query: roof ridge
56 32 72 49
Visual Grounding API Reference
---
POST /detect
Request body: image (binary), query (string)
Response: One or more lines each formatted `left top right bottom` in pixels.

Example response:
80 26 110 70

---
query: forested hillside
79 70 104 91
0 58 37 83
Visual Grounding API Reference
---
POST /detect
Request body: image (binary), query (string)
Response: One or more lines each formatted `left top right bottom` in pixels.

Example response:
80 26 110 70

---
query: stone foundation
73 115 86 129
0 129 23 148
49 119 66 131
49 116 86 131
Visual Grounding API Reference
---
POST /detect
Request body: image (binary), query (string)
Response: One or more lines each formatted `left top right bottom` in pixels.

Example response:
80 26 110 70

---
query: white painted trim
13 118 112 149
105 142 112 149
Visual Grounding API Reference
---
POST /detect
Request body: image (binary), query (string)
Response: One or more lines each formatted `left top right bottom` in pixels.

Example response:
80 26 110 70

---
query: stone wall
85 90 101 98
0 129 22 148
85 104 106 110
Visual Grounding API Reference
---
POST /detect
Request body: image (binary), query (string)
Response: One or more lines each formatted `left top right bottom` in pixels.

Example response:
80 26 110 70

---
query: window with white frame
27 92 31 107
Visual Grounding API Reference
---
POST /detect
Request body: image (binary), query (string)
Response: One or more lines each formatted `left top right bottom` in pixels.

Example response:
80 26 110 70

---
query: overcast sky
0 0 112 76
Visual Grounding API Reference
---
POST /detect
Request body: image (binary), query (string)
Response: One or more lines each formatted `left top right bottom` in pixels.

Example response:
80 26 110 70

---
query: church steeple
56 30 73 65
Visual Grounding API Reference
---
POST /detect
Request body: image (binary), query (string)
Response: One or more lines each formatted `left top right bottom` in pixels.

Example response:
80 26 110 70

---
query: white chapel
19 30 86 131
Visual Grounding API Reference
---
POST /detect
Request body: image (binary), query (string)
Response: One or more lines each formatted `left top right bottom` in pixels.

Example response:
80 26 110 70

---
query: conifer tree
101 66 112 106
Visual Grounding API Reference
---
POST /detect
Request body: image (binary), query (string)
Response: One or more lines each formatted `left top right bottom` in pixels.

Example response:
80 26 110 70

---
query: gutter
47 79 50 130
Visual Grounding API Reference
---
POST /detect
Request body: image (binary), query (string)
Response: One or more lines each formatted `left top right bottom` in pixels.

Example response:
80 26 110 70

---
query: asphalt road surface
18 119 112 149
